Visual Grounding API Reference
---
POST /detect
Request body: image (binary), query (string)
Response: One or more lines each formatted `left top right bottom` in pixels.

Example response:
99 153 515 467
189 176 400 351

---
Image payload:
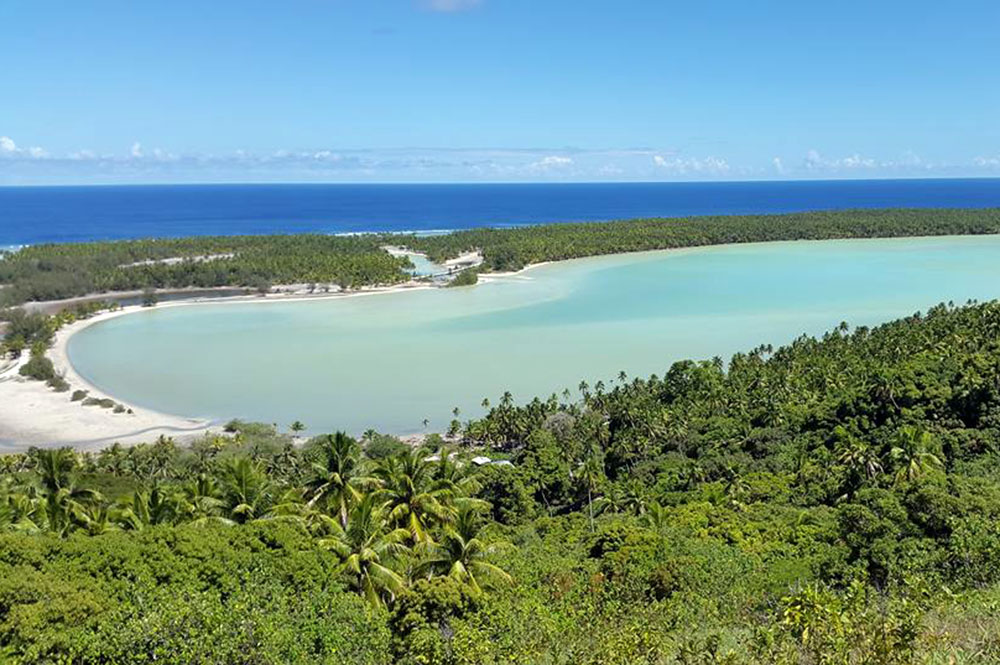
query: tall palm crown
415 505 512 594
218 457 274 524
321 493 411 607
890 426 943 485
374 449 455 543
305 432 372 527
33 448 102 535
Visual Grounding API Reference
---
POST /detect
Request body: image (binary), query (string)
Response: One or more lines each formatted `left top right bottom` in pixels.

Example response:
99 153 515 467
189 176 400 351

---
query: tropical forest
3 297 1000 663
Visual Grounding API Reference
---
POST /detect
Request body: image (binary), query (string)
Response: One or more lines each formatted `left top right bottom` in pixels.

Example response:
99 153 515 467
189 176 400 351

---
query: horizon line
2 175 1000 189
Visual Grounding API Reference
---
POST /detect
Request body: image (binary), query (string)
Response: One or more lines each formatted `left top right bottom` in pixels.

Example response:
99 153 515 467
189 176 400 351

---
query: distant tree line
3 208 1000 305
408 207 1000 270
0 234 413 305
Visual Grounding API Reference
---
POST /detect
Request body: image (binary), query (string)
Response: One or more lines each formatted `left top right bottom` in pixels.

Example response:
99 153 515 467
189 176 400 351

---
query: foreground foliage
4 299 1000 661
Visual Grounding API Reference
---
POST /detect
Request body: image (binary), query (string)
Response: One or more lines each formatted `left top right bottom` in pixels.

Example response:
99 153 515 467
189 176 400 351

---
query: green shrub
46 375 69 392
446 268 478 287
18 354 56 382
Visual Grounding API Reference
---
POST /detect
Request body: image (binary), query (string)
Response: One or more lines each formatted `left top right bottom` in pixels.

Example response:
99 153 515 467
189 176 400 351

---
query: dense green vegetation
445 267 479 287
0 235 412 305
4 208 1000 305
5 300 1000 662
409 207 1000 270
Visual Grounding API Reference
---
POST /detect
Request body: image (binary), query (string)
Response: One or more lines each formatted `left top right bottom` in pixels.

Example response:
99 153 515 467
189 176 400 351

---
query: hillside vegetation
3 300 1000 662
3 208 1000 305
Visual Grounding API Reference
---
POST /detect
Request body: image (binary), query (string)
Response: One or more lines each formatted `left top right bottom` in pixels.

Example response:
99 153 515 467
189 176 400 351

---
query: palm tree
33 448 102 535
177 473 226 525
576 455 604 532
305 432 371 527
639 500 670 531
74 504 117 536
0 478 43 533
415 505 512 594
217 457 273 524
117 485 176 530
429 446 483 505
290 420 306 435
837 438 884 482
269 488 339 536
890 426 943 485
320 493 411 607
374 449 455 543
98 443 128 476
34 448 76 494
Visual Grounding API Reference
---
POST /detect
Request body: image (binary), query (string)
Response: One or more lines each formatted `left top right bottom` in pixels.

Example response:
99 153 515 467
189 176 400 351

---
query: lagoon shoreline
0 243 524 451
3 233 1000 451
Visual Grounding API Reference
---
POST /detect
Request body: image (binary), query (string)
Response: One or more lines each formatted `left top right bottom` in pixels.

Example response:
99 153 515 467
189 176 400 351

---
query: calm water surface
68 235 1000 434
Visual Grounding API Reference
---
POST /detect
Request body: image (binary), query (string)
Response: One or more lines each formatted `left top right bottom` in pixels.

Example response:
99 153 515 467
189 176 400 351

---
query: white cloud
802 149 936 173
525 154 574 173
422 0 481 12
652 154 730 175
804 149 876 171
0 135 48 159
3 137 997 184
538 155 572 167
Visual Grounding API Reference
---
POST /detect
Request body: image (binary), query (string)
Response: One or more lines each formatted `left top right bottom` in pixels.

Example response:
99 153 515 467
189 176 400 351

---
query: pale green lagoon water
68 236 1000 435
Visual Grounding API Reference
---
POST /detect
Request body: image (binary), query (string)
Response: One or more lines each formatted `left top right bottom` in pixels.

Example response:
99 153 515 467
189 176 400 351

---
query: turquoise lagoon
68 236 1000 435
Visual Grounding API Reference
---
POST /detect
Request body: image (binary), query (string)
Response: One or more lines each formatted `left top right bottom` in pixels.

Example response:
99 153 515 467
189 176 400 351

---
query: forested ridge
4 300 1000 662
3 207 1000 305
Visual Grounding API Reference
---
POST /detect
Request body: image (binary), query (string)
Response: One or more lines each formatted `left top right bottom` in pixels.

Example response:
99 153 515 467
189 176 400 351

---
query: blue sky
1 0 998 184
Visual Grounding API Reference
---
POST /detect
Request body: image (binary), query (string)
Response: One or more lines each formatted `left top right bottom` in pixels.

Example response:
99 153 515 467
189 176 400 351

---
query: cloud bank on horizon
2 135 999 185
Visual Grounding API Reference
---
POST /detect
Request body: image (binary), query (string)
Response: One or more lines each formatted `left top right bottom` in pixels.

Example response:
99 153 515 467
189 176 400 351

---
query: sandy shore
0 278 442 453
0 307 219 452
0 244 516 453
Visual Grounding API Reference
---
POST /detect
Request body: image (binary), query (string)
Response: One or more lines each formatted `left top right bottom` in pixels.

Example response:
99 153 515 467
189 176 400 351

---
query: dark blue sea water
2 179 1000 246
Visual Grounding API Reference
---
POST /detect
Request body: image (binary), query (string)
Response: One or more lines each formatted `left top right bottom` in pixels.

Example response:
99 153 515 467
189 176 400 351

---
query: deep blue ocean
2 179 1000 246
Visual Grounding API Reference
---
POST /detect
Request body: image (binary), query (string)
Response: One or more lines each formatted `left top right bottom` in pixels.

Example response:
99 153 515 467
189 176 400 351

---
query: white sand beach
0 276 446 452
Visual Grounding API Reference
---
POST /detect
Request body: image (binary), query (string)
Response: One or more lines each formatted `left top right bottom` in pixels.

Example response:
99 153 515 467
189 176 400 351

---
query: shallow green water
68 236 1000 435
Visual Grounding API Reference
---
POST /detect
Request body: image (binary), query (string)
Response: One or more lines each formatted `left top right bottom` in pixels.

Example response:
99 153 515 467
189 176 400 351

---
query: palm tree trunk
588 485 594 532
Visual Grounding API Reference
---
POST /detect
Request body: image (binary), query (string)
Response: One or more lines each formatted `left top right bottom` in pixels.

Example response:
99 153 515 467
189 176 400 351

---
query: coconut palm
639 500 670 531
269 487 339 536
576 454 604 532
305 432 372 527
890 426 943 485
320 493 411 607
117 485 177 530
414 505 512 594
177 473 227 525
34 447 76 494
74 504 117 536
0 478 43 533
837 437 884 483
374 449 455 543
218 457 274 524
33 448 102 535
